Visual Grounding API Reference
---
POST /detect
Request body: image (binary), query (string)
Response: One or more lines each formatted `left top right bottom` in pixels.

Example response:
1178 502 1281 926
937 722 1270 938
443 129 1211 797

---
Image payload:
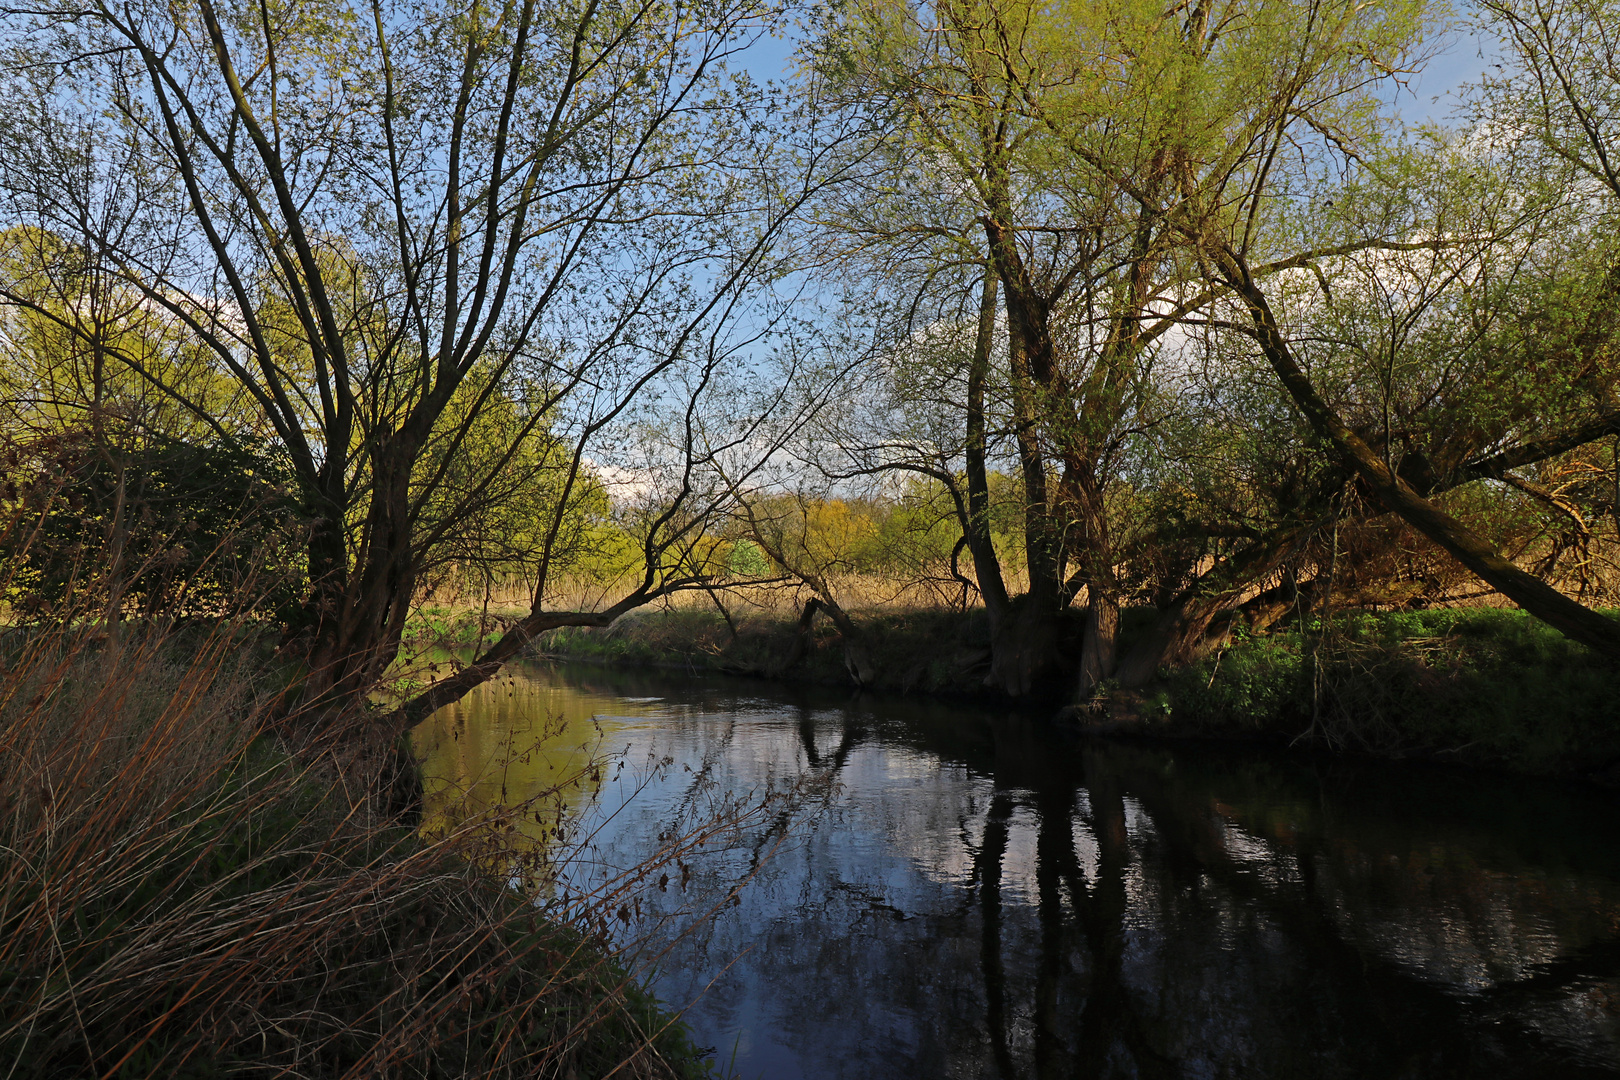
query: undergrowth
541 604 1002 697
1151 607 1620 773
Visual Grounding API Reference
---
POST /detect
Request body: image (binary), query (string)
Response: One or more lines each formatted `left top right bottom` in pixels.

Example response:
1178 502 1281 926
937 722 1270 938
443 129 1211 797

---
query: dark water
413 659 1620 1079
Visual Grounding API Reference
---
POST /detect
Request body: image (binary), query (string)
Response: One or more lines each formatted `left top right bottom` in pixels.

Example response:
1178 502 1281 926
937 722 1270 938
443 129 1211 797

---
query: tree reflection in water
442 661 1620 1079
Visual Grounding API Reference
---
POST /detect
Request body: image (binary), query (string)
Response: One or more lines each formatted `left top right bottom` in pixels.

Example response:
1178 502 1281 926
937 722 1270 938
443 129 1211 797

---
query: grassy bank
404 604 521 650
0 625 712 1079
1138 607 1620 776
540 604 1015 698
532 602 1620 778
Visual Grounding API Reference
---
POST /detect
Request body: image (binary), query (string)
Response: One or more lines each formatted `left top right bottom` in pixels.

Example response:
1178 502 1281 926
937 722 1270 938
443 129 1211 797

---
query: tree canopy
3 0 1620 719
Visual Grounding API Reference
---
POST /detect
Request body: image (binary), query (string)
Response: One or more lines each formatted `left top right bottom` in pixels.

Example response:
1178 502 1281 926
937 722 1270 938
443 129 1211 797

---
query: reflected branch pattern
424 661 1620 1079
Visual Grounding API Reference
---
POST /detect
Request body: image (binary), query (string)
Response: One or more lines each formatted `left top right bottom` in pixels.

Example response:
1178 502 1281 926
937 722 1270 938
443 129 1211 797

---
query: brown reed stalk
0 616 741 1079
0 532 738 1080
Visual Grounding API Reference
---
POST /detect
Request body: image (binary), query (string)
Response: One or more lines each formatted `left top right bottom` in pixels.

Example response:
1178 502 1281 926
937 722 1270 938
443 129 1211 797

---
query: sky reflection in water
414 659 1620 1080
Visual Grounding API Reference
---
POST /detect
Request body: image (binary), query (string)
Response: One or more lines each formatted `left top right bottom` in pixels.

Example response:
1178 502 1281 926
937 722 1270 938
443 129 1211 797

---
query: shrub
1157 609 1620 772
0 431 306 624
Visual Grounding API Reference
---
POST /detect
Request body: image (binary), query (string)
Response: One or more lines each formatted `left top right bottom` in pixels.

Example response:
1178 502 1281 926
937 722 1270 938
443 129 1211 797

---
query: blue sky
735 6 1502 130
1396 18 1501 126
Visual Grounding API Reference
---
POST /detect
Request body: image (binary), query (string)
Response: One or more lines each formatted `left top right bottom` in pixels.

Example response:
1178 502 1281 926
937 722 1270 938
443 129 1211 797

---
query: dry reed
0 616 730 1079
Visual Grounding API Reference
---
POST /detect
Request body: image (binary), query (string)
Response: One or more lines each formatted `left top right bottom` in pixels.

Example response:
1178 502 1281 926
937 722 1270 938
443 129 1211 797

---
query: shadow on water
421 659 1620 1079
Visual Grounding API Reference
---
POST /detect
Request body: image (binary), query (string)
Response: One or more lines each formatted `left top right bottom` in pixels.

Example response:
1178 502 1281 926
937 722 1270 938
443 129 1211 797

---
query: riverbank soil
504 604 1620 780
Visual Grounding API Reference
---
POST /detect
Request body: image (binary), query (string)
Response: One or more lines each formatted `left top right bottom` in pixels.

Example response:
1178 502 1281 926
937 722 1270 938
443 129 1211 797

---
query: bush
0 430 306 624
1156 608 1620 772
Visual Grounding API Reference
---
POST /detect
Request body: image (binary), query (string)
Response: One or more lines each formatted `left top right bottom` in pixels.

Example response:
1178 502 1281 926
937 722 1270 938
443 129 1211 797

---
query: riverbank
542 604 1006 696
0 626 711 1079
515 604 1620 781
1118 607 1620 779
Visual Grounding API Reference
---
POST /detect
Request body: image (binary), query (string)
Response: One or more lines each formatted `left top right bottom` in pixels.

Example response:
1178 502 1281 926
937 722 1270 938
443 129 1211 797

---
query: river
411 658 1620 1079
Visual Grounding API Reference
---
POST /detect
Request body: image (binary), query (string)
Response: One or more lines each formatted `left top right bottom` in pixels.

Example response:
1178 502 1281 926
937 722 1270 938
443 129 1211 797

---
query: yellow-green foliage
0 227 259 441
742 474 1027 584
412 362 627 588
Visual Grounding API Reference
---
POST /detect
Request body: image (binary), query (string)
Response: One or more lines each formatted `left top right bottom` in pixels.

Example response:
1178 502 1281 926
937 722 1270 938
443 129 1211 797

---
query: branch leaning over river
1214 242 1620 661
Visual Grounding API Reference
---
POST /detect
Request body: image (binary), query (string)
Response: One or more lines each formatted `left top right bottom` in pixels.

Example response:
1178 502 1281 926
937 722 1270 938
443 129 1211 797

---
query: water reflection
420 659 1620 1079
411 672 647 850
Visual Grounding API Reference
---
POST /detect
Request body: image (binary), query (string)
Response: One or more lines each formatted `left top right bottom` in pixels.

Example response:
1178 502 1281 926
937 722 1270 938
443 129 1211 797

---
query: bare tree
0 0 851 728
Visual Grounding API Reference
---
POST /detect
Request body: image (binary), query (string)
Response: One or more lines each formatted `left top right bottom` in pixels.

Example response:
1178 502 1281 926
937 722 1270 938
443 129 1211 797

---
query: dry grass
407 569 1000 636
0 617 725 1079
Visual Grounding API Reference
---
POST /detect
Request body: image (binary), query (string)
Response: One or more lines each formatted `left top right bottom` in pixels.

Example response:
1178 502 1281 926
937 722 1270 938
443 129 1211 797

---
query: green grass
403 605 512 649
1151 607 1620 774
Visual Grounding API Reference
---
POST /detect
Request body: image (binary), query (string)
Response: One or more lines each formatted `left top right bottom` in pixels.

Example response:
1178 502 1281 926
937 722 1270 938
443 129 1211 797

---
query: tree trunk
776 597 823 677
291 439 421 728
1070 465 1120 697
1077 589 1120 697
980 220 1070 696
1114 530 1304 688
380 597 647 736
963 269 1012 621
957 265 1063 696
1222 248 1620 660
812 595 877 687
985 595 1062 697
771 594 877 687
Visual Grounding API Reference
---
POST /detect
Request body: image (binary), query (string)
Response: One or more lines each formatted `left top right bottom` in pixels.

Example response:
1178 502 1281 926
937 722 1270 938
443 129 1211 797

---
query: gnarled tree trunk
1220 246 1620 661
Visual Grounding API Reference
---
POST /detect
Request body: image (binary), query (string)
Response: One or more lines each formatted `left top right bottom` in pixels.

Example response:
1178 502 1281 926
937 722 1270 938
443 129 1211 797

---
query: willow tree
0 0 830 729
1177 0 1620 660
805 0 1194 696
802 0 1436 697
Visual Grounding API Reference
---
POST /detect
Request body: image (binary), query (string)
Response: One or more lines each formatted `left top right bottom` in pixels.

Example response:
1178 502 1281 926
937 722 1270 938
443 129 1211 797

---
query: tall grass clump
0 619 713 1079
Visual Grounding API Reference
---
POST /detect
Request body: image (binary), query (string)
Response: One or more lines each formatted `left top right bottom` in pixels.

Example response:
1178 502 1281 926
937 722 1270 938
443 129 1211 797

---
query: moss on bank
537 604 1620 778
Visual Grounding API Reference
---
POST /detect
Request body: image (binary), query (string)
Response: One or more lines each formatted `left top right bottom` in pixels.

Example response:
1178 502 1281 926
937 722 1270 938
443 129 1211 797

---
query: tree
0 228 259 444
1111 136 1608 683
1179 0 1620 660
0 0 840 730
0 226 283 626
802 0 1189 695
800 0 1436 697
